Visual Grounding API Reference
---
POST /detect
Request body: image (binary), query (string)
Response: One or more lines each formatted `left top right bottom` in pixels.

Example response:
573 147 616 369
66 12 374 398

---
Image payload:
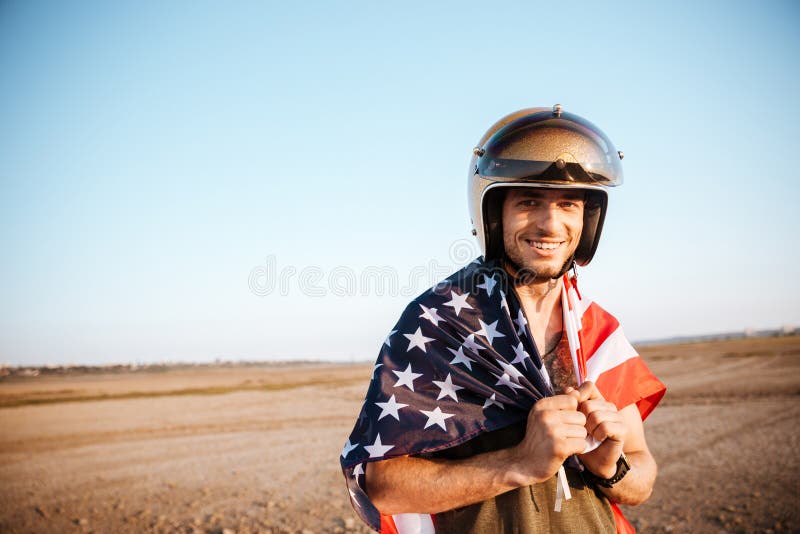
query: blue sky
1 1 798 365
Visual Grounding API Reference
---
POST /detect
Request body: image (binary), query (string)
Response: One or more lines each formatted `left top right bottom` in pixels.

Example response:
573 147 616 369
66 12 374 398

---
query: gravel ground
1 337 798 533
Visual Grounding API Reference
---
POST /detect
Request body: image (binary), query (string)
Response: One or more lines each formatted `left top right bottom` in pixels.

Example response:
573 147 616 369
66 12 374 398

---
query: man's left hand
566 381 629 479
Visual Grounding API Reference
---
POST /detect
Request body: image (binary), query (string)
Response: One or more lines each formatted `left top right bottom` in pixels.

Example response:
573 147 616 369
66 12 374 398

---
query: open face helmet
468 105 624 266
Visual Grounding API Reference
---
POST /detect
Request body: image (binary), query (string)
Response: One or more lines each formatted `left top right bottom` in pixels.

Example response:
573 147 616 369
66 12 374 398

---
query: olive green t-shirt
428 423 616 534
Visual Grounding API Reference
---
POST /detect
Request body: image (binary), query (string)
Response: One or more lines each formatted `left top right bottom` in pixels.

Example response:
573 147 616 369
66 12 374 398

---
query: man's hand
508 394 589 486
366 385 656 514
567 381 628 479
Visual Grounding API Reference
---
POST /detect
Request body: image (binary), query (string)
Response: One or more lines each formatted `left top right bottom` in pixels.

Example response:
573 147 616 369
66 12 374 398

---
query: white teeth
530 241 562 250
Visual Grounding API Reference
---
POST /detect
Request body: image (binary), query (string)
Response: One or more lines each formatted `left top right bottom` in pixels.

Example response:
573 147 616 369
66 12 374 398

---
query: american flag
341 257 665 533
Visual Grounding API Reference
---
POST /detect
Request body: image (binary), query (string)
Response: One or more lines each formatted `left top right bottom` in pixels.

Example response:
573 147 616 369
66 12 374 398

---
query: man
341 105 665 533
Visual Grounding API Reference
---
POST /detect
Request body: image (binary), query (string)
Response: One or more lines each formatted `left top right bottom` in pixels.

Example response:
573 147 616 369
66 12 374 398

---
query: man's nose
535 205 562 233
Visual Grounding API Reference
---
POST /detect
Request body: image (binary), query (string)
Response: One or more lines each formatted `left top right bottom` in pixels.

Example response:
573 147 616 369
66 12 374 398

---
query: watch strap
583 453 631 488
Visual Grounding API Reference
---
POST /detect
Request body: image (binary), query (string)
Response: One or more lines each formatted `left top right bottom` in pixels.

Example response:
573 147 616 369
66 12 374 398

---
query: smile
525 240 564 250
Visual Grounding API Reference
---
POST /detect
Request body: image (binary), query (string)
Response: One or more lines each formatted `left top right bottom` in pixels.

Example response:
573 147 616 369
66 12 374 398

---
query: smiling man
341 106 666 534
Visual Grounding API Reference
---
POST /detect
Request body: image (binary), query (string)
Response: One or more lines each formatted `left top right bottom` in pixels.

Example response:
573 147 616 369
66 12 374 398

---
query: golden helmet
468 105 624 266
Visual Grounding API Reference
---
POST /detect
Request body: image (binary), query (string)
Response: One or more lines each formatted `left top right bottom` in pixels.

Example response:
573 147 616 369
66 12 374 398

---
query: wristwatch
583 453 631 488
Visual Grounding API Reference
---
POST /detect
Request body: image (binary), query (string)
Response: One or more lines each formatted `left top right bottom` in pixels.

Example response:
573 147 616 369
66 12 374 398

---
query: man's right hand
366 394 589 515
508 394 588 485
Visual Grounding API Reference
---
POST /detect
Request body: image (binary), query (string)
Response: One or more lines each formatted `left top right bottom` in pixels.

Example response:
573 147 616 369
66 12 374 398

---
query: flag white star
477 274 498 296
420 406 455 431
476 319 505 345
404 327 436 353
514 309 528 337
432 373 464 402
447 346 475 370
384 330 397 347
353 463 365 477
461 333 485 355
364 433 395 458
392 363 423 391
497 359 524 381
375 394 409 421
419 304 444 326
494 372 524 391
483 393 505 410
443 290 473 316
500 290 509 311
510 342 531 365
341 439 359 458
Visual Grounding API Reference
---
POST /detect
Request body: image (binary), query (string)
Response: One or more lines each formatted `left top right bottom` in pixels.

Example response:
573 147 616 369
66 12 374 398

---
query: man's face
501 187 585 281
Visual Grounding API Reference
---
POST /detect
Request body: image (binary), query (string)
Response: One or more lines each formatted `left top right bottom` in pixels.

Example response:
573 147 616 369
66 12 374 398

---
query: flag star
494 372 524 391
348 488 361 506
483 393 505 410
444 290 473 316
341 439 359 458
497 359 524 381
461 333 485 355
392 363 423 391
514 309 528 337
375 394 409 421
353 463 365 477
404 327 436 353
477 274 498 296
420 406 455 431
364 433 395 458
432 373 464 402
476 319 505 345
419 304 444 326
510 342 531 365
500 290 509 311
384 330 397 347
447 346 475 370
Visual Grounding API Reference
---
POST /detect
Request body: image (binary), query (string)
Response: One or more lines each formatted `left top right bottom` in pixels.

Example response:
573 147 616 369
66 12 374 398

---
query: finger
558 410 588 427
585 409 624 436
564 436 590 456
560 422 589 440
578 399 618 417
533 394 578 412
565 386 584 405
588 419 626 443
552 428 589 457
574 381 604 403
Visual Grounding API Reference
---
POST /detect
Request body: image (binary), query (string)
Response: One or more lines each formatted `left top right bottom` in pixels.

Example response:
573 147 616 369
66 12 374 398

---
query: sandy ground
1 336 798 533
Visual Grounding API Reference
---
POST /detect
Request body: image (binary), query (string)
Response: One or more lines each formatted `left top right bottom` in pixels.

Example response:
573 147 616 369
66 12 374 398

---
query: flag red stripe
380 514 399 534
580 302 620 362
611 503 637 534
595 356 665 421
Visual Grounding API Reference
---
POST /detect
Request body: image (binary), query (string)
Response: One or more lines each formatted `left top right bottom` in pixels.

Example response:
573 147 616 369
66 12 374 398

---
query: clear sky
1 0 798 366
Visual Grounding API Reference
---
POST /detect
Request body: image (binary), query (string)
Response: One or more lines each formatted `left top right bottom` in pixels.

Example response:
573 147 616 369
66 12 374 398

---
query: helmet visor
476 111 623 187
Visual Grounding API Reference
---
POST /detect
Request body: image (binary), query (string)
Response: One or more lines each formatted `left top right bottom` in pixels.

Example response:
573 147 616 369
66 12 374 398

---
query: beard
503 239 575 283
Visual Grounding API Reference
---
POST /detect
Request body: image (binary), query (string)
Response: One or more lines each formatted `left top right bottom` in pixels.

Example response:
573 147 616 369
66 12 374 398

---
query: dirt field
1 336 798 533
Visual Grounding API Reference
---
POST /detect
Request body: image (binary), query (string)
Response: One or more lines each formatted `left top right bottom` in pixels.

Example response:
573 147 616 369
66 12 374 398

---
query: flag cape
341 258 666 533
